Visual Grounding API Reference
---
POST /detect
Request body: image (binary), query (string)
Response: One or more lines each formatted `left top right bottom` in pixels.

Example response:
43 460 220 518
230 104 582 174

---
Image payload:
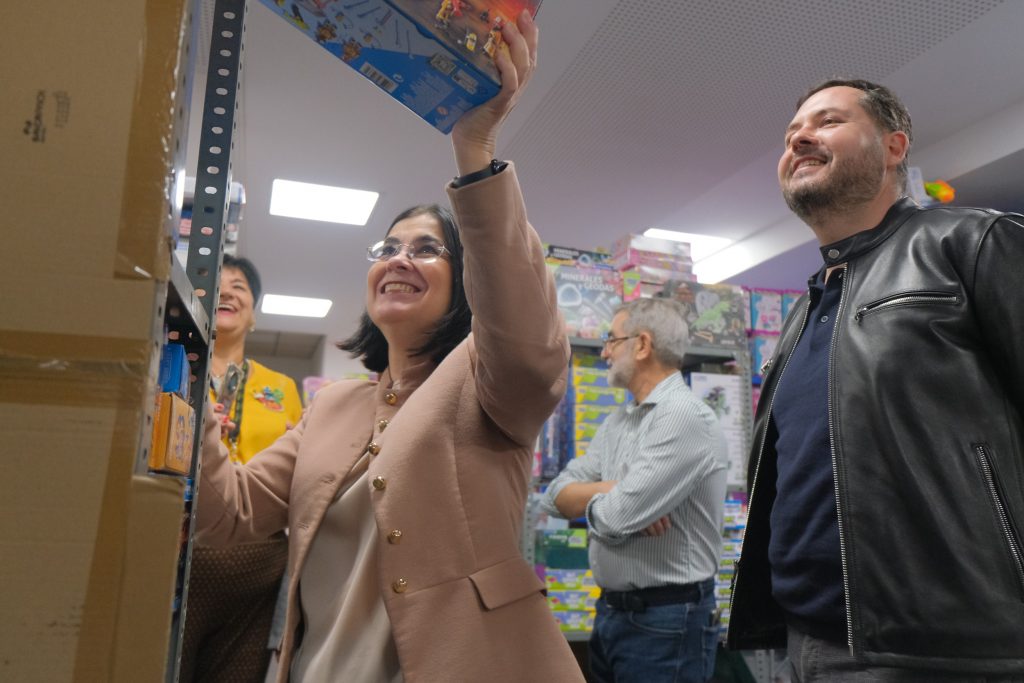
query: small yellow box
149 392 195 474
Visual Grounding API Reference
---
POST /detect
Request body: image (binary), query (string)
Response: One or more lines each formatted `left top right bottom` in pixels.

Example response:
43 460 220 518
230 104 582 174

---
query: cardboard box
1 0 192 283
0 396 185 681
150 392 197 475
258 0 542 134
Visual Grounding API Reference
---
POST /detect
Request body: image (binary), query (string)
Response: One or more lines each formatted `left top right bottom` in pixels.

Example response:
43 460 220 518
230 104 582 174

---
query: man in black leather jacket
726 78 1024 680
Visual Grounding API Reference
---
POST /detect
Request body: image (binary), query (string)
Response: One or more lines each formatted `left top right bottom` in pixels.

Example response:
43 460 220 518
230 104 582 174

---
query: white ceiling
188 0 1024 373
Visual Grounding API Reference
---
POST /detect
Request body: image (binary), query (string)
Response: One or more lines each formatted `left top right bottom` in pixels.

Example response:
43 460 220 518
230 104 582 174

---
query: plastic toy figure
483 17 505 58
315 19 338 44
435 0 455 27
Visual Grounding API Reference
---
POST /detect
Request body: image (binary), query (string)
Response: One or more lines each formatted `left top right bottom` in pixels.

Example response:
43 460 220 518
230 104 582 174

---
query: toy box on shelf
257 0 542 133
689 372 748 487
664 281 747 349
551 265 622 340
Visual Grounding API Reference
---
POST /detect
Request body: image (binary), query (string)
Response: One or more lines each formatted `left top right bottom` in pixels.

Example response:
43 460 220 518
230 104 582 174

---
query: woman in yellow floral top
180 255 302 682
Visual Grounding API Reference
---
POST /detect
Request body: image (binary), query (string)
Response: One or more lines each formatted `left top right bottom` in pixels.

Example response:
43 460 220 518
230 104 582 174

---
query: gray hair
616 298 690 369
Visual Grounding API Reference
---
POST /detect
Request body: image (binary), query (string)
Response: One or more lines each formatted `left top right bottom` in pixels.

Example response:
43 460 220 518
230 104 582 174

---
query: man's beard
783 140 885 223
608 352 635 390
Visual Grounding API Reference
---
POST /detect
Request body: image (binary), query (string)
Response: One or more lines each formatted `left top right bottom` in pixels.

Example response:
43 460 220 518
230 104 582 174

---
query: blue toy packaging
258 0 542 133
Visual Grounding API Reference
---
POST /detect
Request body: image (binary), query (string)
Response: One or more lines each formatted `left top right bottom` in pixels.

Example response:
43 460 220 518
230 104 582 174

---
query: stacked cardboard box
0 0 194 679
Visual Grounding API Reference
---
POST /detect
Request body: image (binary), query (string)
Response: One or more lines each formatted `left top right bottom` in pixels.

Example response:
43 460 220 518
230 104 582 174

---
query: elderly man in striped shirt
542 297 729 683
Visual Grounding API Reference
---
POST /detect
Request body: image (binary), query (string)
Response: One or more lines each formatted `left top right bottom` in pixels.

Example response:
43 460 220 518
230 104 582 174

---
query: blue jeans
589 579 718 683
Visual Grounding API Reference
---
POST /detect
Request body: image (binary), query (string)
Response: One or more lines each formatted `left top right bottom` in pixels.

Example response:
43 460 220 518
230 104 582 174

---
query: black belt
601 579 710 612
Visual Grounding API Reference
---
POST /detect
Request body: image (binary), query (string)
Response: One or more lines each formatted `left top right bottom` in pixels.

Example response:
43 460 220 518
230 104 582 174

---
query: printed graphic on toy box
257 0 541 133
666 281 747 348
551 265 622 339
689 372 747 486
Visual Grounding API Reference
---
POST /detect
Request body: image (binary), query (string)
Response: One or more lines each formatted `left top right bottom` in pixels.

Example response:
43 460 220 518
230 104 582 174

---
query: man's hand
640 515 672 537
553 480 616 519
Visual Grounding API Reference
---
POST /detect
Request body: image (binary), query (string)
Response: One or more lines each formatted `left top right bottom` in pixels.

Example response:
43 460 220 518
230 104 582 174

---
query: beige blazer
196 165 584 682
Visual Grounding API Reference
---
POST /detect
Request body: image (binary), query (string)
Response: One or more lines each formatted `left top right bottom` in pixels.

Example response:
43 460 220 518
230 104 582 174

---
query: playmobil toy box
259 0 542 133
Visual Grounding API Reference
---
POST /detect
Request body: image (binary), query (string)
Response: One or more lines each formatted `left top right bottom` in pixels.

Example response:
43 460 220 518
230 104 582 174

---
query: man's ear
635 331 653 361
886 130 910 171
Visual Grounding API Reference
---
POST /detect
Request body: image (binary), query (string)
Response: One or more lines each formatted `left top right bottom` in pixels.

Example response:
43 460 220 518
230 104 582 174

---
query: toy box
536 529 589 569
613 233 693 262
258 0 542 134
750 332 779 378
689 372 748 486
571 385 628 407
545 568 597 591
571 365 611 388
571 348 606 368
544 243 614 269
621 271 672 301
158 343 190 399
665 281 747 349
547 588 601 611
781 289 804 321
573 403 619 427
749 289 784 332
551 609 596 632
149 392 196 475
551 265 622 339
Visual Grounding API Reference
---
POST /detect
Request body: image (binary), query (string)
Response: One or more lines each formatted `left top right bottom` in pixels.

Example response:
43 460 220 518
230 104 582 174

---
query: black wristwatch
451 159 509 188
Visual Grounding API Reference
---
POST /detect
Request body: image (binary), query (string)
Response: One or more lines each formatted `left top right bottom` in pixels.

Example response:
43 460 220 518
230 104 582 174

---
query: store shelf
166 256 211 348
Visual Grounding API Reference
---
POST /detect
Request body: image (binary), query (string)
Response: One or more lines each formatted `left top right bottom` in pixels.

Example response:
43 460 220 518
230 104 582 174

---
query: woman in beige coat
194 11 584 682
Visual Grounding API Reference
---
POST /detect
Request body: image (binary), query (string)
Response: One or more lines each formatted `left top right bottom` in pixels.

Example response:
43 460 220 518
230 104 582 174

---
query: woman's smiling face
366 212 453 342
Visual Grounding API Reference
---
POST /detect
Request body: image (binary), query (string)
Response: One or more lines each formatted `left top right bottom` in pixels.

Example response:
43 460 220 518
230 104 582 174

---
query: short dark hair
222 253 262 305
338 204 472 373
797 78 913 188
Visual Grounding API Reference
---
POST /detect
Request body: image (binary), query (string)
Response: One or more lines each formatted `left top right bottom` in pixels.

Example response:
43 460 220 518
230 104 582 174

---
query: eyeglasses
601 332 638 348
366 238 450 263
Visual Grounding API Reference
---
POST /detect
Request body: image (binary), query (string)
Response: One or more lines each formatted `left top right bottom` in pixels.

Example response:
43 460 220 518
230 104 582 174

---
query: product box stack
536 530 598 633
747 288 803 410
613 233 696 302
714 494 748 638
0 1 194 679
151 344 197 475
546 245 622 341
689 372 749 487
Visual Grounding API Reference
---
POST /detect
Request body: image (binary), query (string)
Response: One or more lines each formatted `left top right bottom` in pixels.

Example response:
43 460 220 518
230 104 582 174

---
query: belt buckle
624 593 646 613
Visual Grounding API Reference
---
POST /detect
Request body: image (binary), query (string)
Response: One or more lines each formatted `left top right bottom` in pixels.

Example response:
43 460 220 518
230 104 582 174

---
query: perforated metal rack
164 1 248 680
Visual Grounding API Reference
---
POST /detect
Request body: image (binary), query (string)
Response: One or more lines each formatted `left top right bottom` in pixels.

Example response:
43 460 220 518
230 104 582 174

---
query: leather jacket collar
811 197 920 281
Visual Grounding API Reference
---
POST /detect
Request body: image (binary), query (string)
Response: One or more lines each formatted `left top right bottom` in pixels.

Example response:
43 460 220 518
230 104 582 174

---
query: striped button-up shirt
541 372 728 591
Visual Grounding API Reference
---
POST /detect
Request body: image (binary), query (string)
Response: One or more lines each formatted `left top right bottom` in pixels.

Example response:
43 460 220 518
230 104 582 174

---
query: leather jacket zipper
854 291 959 322
727 290 811 630
827 264 856 653
974 445 1024 599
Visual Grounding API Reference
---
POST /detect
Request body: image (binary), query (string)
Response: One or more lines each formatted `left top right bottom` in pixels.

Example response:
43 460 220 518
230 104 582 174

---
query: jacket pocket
469 556 545 610
973 443 1024 600
854 290 959 322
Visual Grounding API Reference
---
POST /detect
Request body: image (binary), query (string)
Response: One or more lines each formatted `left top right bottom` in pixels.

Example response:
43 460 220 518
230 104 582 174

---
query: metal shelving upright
164 0 249 680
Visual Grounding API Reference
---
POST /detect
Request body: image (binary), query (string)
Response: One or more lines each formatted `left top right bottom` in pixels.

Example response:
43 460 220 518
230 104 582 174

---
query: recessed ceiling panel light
270 179 378 225
261 293 333 318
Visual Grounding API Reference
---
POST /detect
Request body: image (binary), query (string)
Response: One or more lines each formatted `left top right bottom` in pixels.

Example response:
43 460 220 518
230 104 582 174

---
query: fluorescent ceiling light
644 228 733 263
270 179 378 225
261 294 333 318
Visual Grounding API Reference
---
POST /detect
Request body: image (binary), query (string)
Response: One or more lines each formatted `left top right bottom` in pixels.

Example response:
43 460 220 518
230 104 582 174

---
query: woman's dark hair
222 253 262 305
338 204 472 373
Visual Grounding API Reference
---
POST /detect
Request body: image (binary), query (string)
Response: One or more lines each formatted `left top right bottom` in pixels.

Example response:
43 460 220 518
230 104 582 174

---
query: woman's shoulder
247 359 292 384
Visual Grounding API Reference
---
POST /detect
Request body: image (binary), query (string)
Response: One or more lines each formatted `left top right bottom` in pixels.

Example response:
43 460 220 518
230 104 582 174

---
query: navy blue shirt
768 267 846 639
